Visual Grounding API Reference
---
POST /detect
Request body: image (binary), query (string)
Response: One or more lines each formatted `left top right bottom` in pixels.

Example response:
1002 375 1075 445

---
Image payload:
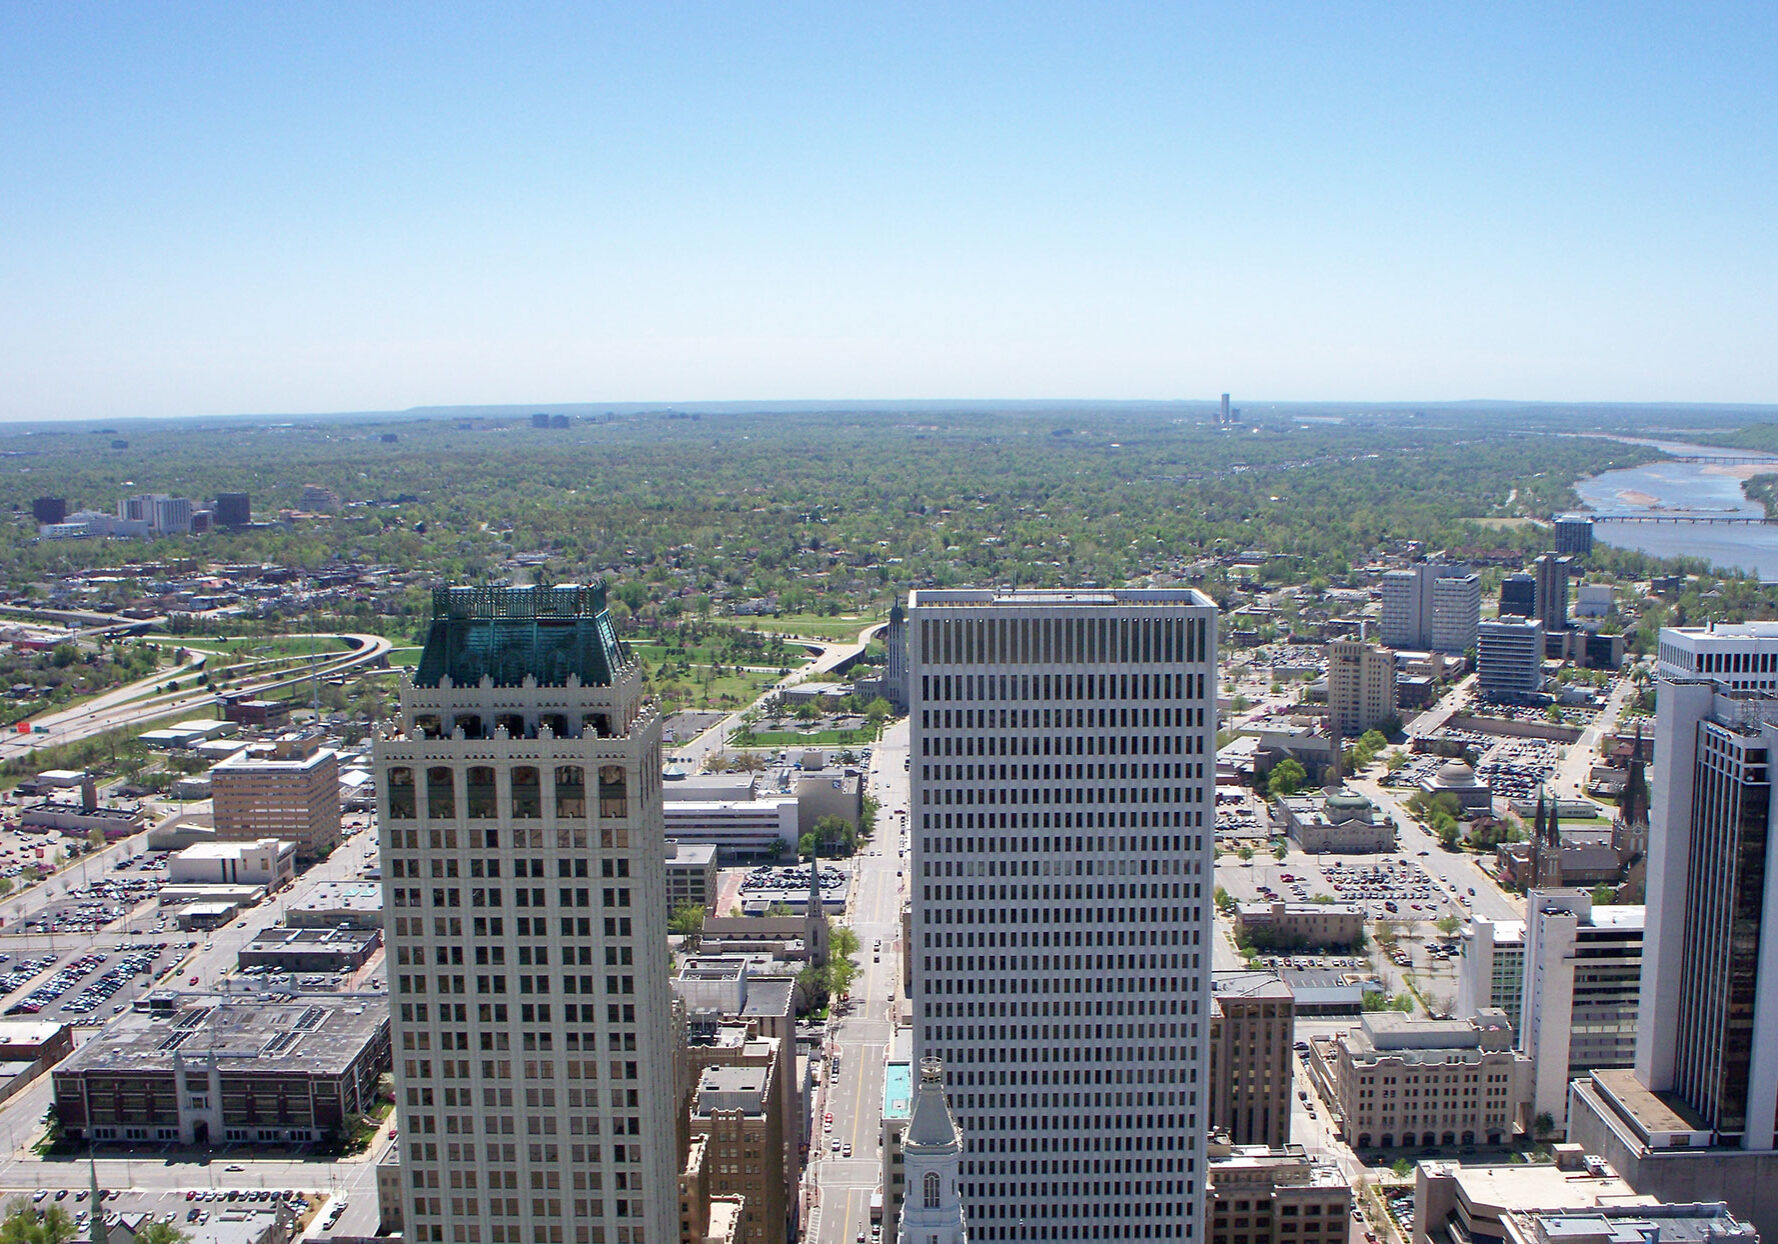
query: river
1573 438 1778 580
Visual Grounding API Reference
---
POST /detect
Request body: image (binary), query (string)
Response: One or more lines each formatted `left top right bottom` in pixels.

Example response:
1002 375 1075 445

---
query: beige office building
212 734 341 861
1309 1011 1531 1150
1326 641 1396 737
1210 972 1295 1148
376 585 679 1244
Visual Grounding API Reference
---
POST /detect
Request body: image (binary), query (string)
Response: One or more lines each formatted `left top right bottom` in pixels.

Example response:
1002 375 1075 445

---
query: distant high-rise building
1221 393 1231 425
1380 564 1479 653
884 601 909 711
299 484 342 513
210 734 341 862
1518 889 1643 1134
31 497 66 526
909 587 1218 1242
1326 640 1397 736
1476 618 1544 699
1455 917 1527 1030
1554 514 1595 556
375 584 679 1244
1210 972 1295 1147
1534 554 1572 634
1431 573 1481 655
1499 573 1537 618
214 493 251 528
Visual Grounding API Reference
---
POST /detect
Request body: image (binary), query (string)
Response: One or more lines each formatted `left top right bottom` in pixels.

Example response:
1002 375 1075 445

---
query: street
808 716 908 1244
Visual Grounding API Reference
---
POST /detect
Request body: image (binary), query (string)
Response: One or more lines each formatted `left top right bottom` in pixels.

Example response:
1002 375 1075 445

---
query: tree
1236 845 1255 863
1435 915 1461 937
1213 886 1235 915
1272 840 1289 861
1591 884 1616 906
765 901 793 917
830 925 861 961
86 828 107 851
1533 1112 1556 1140
134 1223 191 1244
1267 758 1307 798
669 902 705 938
0 1200 76 1244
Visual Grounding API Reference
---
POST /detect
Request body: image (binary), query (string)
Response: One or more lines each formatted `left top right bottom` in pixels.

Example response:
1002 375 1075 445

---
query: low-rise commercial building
52 993 390 1146
1207 1142 1352 1244
1275 788 1396 854
1310 1010 1531 1149
168 839 297 891
19 801 147 838
1413 1147 1755 1244
1235 901 1365 952
663 798 799 861
282 880 383 929
237 926 383 973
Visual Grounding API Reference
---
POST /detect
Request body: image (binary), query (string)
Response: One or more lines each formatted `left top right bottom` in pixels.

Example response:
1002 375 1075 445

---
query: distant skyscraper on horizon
1220 393 1231 425
908 587 1218 1242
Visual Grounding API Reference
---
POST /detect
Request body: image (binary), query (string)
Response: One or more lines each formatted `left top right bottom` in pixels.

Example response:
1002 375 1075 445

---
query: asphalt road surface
808 716 908 1244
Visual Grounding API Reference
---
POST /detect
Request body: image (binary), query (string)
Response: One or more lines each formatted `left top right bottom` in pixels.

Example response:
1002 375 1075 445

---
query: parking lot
0 938 195 1020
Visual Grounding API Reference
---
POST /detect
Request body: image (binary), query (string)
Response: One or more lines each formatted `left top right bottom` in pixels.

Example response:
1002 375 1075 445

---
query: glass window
468 766 498 819
427 767 457 820
599 767 627 819
556 767 586 819
388 767 416 820
512 767 541 819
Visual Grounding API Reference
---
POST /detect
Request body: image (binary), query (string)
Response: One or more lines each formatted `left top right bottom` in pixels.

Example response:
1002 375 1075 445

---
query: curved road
0 633 392 764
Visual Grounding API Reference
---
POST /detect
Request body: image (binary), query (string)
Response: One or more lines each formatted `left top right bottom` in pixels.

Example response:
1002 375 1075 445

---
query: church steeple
1531 788 1563 890
900 1058 968 1244
1620 722 1649 829
804 843 829 969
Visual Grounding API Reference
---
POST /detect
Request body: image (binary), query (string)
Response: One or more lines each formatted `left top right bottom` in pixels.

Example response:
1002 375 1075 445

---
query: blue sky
2 3 1775 419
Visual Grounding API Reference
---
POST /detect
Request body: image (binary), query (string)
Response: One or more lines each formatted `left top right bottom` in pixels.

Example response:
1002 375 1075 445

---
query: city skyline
4 4 1777 419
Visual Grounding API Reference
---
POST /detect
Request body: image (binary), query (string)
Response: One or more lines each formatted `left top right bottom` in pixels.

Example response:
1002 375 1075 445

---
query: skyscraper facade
1638 625 1778 1147
1534 554 1572 636
1326 640 1396 737
376 585 678 1244
908 588 1218 1242
1378 565 1478 654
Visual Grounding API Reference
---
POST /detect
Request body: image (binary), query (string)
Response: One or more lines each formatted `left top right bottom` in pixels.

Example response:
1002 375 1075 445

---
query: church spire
1620 722 1650 829
900 1058 968 1244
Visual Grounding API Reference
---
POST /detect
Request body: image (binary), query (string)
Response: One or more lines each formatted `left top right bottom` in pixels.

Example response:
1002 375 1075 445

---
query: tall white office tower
908 588 1218 1242
1635 621 1778 1148
376 585 677 1244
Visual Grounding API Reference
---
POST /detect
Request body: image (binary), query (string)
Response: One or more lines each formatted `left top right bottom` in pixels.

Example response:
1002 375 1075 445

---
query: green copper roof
414 584 631 688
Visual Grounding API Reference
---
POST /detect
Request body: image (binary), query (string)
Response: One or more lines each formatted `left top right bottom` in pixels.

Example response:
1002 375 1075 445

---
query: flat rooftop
1212 971 1293 1001
289 881 384 912
909 588 1214 608
1425 1159 1650 1213
58 994 386 1078
884 1060 912 1122
244 927 379 952
1592 1067 1709 1134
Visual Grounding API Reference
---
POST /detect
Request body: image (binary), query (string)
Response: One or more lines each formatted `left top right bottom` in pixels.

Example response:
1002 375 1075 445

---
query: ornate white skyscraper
376 585 677 1244
900 1058 968 1244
